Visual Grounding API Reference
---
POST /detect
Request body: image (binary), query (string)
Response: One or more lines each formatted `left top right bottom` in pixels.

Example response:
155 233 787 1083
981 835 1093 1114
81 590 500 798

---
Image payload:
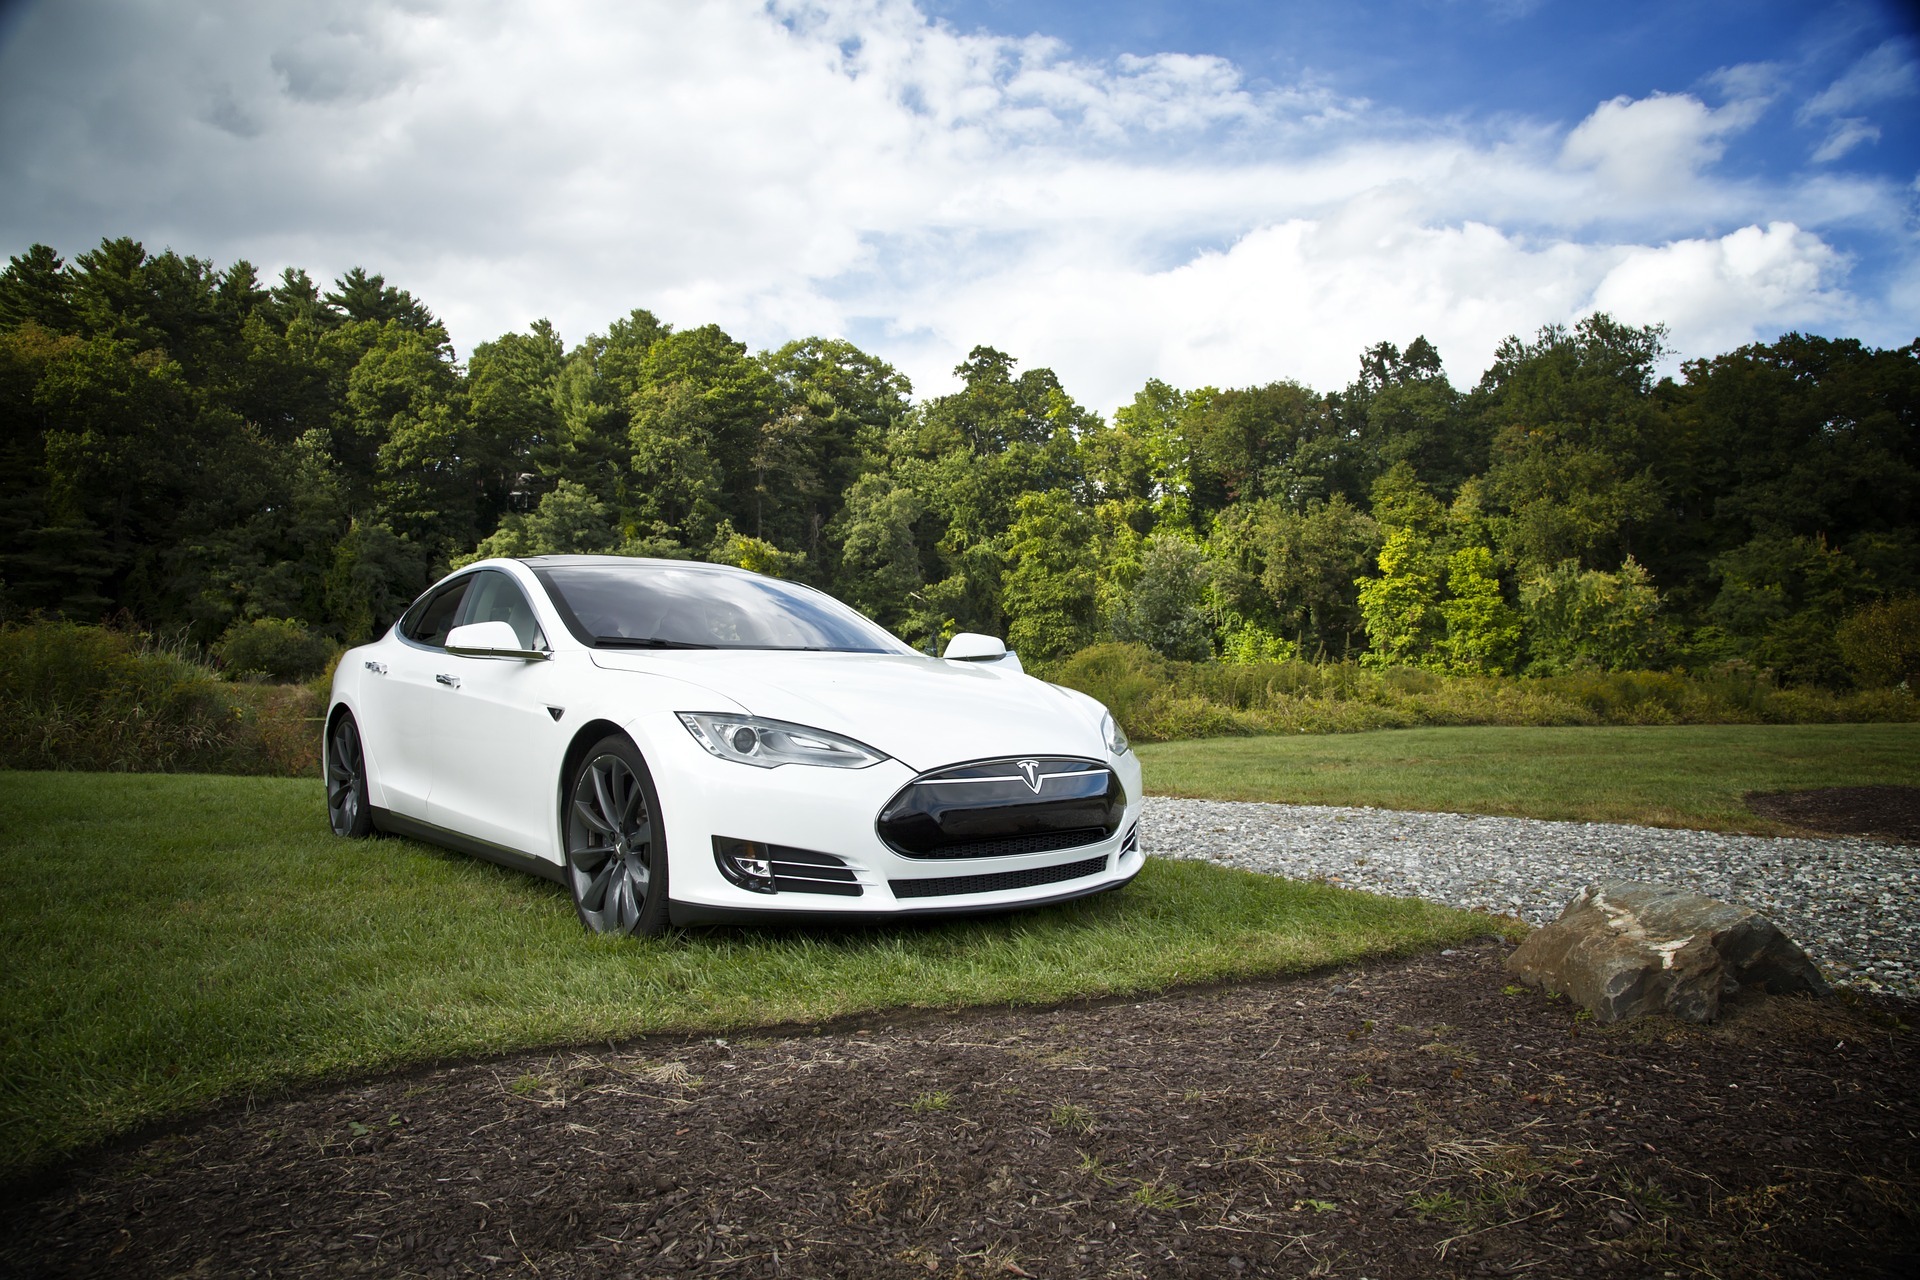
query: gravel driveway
1148 796 1920 996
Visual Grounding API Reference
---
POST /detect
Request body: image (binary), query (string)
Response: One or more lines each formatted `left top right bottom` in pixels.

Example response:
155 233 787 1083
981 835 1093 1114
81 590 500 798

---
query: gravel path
1146 796 1920 996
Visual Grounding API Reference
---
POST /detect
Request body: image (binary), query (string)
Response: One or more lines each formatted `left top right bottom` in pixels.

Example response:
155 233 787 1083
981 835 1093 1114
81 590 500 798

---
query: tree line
1 237 1915 687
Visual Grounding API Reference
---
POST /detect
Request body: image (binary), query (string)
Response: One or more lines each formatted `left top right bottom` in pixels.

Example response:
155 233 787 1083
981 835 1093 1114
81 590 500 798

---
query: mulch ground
1745 785 1920 845
4 937 1917 1280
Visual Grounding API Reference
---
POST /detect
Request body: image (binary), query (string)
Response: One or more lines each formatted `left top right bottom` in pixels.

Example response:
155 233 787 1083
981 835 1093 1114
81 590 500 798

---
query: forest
1 237 1915 690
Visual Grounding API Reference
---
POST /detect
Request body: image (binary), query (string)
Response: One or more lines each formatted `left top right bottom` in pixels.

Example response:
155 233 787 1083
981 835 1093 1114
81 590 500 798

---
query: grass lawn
1139 723 1920 831
0 770 1504 1182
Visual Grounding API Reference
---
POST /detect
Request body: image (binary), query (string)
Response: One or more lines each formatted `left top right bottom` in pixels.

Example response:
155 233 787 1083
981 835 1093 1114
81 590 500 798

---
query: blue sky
0 0 1914 409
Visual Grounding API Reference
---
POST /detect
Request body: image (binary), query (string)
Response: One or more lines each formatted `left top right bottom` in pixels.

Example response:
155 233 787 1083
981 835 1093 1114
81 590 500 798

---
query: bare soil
4 938 1916 1280
1745 785 1920 845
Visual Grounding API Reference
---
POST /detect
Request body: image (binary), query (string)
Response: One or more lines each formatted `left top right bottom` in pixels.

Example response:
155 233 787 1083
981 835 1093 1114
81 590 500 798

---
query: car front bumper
630 710 1148 922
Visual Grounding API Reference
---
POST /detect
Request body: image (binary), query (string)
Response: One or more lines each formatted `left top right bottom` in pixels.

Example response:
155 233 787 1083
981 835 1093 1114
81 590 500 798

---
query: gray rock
1504 881 1830 1023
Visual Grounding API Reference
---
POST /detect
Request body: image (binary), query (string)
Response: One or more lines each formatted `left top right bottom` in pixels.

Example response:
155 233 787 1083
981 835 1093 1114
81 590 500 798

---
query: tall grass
0 620 322 775
1042 644 1919 744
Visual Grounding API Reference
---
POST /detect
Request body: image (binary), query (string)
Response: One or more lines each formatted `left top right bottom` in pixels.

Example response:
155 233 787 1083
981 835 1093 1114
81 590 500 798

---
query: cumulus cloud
0 0 1907 410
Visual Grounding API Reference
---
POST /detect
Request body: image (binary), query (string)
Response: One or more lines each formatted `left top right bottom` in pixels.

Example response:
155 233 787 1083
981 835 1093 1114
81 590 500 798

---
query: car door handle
436 674 460 689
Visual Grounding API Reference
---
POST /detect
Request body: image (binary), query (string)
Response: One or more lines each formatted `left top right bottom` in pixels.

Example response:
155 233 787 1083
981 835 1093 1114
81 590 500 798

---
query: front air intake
890 854 1108 899
876 757 1124 859
713 838 862 897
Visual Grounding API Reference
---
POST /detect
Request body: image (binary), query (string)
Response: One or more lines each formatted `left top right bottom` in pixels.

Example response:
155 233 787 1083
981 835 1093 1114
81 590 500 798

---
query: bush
1837 597 1920 688
1035 641 1918 743
0 620 322 774
214 617 335 682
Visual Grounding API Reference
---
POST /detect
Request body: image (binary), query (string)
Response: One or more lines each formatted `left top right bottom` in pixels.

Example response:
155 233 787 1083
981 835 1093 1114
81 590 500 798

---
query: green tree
1706 534 1869 685
1254 494 1381 659
1478 315 1672 570
1520 557 1666 673
1110 534 1212 661
1437 546 1521 675
832 473 925 631
0 245 77 332
1356 526 1446 668
999 490 1100 660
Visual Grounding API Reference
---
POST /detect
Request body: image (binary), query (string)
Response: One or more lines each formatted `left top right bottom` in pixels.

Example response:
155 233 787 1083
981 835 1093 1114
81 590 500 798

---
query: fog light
712 836 778 894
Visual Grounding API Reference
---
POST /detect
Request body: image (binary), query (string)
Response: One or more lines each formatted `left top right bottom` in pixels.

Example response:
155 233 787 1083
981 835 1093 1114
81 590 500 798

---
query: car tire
325 711 375 839
564 735 671 937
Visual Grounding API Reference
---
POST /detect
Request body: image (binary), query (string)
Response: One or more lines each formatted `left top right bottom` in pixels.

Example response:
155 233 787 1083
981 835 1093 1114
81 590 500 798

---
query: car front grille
877 757 1125 859
889 854 1108 900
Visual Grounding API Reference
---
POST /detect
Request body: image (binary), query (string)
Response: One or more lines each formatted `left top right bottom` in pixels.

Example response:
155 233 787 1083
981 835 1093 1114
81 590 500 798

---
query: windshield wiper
593 636 717 649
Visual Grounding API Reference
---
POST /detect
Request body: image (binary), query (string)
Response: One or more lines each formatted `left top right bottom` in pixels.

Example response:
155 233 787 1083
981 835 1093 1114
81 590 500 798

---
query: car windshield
532 563 915 654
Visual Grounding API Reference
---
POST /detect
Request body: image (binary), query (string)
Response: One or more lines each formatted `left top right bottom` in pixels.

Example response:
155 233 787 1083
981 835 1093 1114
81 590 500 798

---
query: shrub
214 617 335 682
1037 641 1917 743
1837 597 1920 688
0 620 323 774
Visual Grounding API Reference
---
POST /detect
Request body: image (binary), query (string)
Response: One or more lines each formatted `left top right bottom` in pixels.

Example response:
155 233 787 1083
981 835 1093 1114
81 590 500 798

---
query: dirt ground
1745 784 1920 845
4 937 1916 1280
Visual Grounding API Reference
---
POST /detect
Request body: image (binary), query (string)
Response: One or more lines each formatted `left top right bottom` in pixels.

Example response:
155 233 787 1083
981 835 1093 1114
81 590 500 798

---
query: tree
1520 557 1666 673
1110 534 1212 662
1706 534 1869 685
324 268 440 334
1357 527 1446 668
1478 315 1672 571
1335 336 1479 500
468 320 566 523
0 245 77 332
832 473 924 631
464 479 620 563
1254 494 1381 659
999 490 1100 660
1437 546 1521 675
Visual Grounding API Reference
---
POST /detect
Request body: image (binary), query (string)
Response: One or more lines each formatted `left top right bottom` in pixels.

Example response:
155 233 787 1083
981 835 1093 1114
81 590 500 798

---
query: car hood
588 649 1103 773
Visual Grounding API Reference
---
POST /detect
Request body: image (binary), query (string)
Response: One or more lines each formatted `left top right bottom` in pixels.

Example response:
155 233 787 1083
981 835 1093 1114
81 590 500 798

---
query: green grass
0 771 1503 1182
1139 723 1920 831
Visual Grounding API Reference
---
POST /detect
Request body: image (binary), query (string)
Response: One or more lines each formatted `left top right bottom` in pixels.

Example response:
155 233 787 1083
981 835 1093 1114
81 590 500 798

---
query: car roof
515 554 748 574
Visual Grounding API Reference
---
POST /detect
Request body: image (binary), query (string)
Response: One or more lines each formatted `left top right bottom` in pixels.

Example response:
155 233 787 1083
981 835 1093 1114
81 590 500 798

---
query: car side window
457 570 548 651
400 577 474 648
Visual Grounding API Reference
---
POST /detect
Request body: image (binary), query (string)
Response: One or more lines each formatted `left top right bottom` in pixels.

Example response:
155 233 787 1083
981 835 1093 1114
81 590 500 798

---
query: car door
373 574 476 820
426 569 569 860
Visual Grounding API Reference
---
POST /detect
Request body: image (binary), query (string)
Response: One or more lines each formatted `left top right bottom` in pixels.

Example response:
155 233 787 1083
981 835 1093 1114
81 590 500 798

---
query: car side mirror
943 632 1008 662
445 620 551 661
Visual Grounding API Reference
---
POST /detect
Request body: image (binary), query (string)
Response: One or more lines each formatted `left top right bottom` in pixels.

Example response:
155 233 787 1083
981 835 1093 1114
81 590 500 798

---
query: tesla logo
1017 760 1043 793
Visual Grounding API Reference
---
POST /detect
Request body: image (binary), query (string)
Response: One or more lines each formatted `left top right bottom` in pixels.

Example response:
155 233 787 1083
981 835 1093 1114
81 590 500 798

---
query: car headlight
1102 710 1130 756
678 712 889 770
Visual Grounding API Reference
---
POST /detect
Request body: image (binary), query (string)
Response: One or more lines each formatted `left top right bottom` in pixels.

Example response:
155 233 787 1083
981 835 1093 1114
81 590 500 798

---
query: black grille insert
890 854 1108 900
878 757 1124 858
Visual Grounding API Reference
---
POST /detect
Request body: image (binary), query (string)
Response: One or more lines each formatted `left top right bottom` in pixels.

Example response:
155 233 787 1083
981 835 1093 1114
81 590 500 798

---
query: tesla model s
324 555 1144 935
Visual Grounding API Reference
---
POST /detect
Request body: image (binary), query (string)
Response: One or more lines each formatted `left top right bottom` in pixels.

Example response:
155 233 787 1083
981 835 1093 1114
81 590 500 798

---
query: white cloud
1587 222 1849 356
1800 38 1919 119
0 0 1908 413
1810 117 1881 162
1559 92 1760 196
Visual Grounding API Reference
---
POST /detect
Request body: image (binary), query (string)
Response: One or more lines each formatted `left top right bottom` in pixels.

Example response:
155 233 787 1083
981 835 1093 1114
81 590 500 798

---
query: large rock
1506 881 1829 1023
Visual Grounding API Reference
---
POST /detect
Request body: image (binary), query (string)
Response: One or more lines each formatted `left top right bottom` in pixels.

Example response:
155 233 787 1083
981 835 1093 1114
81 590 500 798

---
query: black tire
326 711 375 839
564 735 670 937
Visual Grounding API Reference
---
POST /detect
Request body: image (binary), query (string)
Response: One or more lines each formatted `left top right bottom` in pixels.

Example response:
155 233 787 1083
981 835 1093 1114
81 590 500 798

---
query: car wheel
565 735 671 937
325 711 374 838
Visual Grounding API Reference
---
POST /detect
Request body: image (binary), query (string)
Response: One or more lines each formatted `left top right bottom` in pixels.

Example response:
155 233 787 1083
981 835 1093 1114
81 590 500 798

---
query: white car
325 556 1145 935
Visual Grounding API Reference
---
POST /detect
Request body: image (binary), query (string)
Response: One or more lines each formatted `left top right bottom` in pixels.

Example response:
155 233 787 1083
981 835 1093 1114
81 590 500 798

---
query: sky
0 0 1915 411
